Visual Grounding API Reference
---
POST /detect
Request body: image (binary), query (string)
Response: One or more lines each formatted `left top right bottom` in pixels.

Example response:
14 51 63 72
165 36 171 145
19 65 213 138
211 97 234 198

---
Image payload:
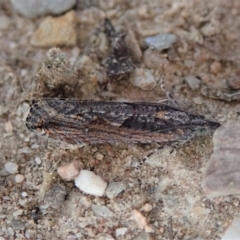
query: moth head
193 126 209 137
194 120 220 136
26 102 49 136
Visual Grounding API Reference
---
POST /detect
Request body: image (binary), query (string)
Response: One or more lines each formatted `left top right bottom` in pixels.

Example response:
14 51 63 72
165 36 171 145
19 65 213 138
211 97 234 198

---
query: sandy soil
1 0 240 239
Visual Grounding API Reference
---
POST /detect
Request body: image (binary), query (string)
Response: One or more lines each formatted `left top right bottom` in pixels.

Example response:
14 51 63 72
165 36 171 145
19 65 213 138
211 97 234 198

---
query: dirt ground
1 0 240 239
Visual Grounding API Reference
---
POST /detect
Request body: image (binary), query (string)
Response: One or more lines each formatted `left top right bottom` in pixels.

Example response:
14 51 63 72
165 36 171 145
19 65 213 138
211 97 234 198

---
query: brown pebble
57 161 82 181
210 61 222 74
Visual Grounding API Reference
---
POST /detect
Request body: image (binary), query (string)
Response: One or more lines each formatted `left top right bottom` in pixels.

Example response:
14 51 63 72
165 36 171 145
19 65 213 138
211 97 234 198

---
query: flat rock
30 11 77 47
185 75 201 91
10 219 25 230
106 182 126 199
44 184 66 209
145 33 177 51
203 122 240 198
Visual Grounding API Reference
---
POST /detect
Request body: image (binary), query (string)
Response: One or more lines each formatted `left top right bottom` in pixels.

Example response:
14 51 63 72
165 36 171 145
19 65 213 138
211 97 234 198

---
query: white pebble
115 227 128 237
95 152 104 161
75 170 107 196
4 162 18 174
131 68 157 91
35 157 41 165
15 174 25 183
13 209 23 217
131 158 140 168
145 33 177 51
21 192 28 197
140 203 153 212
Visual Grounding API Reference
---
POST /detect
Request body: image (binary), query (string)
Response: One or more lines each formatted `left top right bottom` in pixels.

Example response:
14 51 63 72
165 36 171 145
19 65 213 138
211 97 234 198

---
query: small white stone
15 174 25 183
75 170 107 196
9 41 17 49
21 192 28 197
115 227 128 237
18 199 26 206
13 209 23 217
25 229 36 239
131 68 156 91
95 152 104 161
145 33 177 51
4 162 18 174
193 97 202 105
131 158 140 168
35 157 41 165
20 69 27 77
140 203 153 212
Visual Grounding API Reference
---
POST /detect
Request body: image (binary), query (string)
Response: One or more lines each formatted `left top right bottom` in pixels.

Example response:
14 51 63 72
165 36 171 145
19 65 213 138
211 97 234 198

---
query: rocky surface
1 0 240 239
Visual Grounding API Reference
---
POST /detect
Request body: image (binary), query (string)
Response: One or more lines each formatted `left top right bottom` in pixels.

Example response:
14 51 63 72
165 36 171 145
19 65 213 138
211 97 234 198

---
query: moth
26 98 220 145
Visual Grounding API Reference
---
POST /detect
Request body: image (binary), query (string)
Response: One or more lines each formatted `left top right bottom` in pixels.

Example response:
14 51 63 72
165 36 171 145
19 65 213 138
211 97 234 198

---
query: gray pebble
25 229 36 239
185 75 201 90
131 158 140 168
145 33 177 51
10 219 25 230
0 169 10 177
131 68 157 91
11 0 76 18
4 162 18 174
44 184 66 209
92 204 113 218
106 182 126 199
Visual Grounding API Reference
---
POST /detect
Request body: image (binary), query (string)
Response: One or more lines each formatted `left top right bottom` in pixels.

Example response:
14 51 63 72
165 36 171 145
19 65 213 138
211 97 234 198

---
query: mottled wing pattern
26 98 220 145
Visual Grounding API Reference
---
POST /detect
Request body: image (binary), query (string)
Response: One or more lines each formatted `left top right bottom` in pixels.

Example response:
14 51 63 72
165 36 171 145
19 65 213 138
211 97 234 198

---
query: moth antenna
159 75 180 108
